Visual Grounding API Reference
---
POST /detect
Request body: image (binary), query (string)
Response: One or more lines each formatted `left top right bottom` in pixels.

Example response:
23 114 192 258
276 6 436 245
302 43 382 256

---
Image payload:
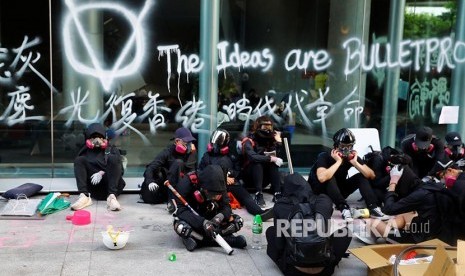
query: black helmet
210 128 230 148
333 128 356 148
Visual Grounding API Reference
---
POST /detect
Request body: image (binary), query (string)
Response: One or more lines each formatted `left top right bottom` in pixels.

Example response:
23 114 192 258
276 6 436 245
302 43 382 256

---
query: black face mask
257 129 274 139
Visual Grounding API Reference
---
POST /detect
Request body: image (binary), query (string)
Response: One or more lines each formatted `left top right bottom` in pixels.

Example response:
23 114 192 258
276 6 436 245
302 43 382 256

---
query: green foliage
403 2 456 39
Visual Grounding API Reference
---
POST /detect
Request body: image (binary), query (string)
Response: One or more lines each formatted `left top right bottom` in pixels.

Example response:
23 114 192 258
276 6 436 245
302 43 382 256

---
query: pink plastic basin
66 210 91 225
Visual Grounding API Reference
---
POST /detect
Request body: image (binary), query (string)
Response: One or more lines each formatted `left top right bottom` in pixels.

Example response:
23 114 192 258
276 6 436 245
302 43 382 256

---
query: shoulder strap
241 137 255 153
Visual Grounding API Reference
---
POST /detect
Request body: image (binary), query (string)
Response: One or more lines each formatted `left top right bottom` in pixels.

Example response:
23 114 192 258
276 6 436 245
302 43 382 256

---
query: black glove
203 219 218 239
211 213 225 226
221 214 244 236
232 214 243 231
203 213 224 238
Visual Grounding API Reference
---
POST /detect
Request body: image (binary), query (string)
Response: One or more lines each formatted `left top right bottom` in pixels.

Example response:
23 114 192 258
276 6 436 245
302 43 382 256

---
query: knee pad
173 219 193 239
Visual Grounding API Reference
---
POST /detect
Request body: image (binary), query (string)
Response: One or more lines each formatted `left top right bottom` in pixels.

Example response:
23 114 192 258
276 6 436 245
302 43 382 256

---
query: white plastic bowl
101 229 130 250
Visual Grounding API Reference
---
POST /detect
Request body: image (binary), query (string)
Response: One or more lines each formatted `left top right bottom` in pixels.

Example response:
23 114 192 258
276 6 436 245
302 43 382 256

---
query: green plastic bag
38 192 71 215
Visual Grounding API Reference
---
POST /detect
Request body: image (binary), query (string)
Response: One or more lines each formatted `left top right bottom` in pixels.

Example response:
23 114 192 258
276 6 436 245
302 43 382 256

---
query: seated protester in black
353 165 424 244
364 146 413 205
242 115 283 208
373 163 448 244
266 173 352 276
173 164 247 251
71 123 126 211
444 131 465 170
141 127 197 212
308 128 388 222
199 128 274 221
401 126 445 178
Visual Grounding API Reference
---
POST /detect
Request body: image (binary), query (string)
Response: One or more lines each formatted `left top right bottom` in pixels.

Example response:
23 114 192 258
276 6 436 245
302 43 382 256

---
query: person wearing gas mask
444 132 465 170
173 164 247 251
308 128 388 222
363 146 413 205
71 123 126 211
401 126 446 178
242 115 283 208
199 128 274 221
356 161 462 245
141 127 197 213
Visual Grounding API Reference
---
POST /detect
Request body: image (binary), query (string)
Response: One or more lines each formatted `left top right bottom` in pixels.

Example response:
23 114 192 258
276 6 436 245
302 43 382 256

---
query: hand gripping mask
337 148 355 160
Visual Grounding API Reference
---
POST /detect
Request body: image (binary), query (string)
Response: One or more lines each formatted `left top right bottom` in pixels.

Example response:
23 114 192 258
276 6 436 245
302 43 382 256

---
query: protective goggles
259 122 273 131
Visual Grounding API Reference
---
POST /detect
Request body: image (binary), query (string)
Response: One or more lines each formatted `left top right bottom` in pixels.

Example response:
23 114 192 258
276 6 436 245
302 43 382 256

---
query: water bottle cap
253 214 262 224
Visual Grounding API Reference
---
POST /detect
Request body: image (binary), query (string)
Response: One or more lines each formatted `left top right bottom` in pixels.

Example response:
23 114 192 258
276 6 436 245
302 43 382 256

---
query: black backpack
422 181 465 245
285 198 332 267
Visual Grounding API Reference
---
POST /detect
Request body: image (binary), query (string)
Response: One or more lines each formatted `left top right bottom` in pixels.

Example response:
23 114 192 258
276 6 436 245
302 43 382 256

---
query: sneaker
369 207 390 220
223 234 247 249
272 192 282 203
255 192 266 208
260 208 274 222
353 228 377 245
107 194 121 211
341 208 354 222
167 200 176 214
71 193 92 210
182 237 198 251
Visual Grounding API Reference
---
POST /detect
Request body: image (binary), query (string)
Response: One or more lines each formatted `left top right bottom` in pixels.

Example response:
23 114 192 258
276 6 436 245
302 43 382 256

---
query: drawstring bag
38 192 71 215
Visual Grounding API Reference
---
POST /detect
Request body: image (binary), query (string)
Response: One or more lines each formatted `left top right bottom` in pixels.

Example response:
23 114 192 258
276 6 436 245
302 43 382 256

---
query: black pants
74 155 125 200
227 184 263 215
141 159 187 204
310 173 378 210
266 226 351 276
244 162 281 194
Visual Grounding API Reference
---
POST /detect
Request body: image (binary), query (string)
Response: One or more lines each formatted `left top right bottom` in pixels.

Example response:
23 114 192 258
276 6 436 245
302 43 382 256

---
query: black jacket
143 144 196 185
401 135 445 178
382 183 442 242
267 173 338 276
175 165 232 230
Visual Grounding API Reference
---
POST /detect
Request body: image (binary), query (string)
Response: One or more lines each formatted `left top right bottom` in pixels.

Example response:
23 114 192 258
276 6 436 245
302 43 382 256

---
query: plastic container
352 208 370 219
66 210 91 225
251 214 263 250
168 253 177 261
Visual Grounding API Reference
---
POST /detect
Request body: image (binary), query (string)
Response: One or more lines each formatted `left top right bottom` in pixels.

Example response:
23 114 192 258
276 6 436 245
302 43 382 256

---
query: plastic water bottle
251 214 263 250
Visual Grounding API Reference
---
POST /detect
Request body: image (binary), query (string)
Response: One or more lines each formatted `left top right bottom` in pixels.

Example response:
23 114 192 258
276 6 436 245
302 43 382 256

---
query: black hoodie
85 123 106 138
176 164 232 230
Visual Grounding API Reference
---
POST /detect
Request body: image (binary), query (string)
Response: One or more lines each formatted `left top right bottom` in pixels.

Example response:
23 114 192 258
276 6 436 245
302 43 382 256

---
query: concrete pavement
0 192 369 276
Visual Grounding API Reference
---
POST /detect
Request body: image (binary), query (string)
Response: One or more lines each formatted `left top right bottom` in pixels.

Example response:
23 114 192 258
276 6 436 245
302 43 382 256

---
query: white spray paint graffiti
0 36 58 126
55 85 363 143
0 86 45 126
408 76 450 122
343 36 461 76
137 91 171 134
62 0 153 92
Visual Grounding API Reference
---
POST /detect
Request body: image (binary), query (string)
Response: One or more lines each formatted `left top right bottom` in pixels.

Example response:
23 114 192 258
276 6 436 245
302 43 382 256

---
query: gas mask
175 141 192 155
444 175 457 189
194 189 223 212
256 122 274 139
86 137 108 149
445 145 465 160
337 143 355 160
